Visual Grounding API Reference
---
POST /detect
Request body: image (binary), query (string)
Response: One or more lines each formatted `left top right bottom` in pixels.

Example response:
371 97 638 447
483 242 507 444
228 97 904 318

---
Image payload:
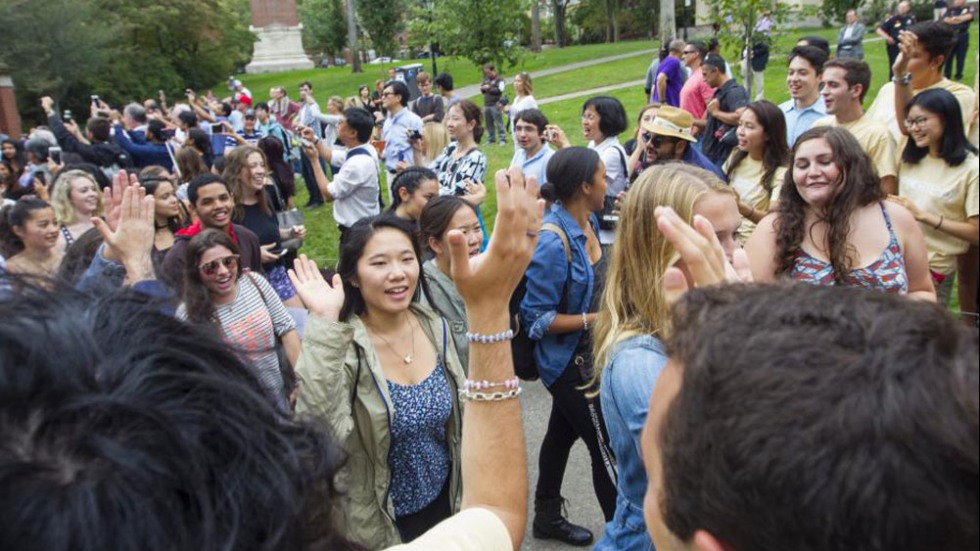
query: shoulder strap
346 147 371 158
613 144 628 176
245 271 271 307
441 317 449 363
541 222 571 263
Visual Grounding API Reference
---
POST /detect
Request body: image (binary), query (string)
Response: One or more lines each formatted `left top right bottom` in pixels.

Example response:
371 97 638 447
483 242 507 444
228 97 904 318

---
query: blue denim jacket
520 204 597 388
594 334 667 551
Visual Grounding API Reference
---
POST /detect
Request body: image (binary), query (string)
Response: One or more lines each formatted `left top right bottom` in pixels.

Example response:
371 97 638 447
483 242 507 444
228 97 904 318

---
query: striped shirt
178 273 295 410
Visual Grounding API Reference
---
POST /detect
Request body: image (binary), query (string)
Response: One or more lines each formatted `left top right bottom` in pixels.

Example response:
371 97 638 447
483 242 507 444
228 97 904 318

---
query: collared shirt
297 100 323 134
327 144 381 227
520 204 599 387
595 334 668 551
509 144 554 186
381 108 423 169
780 96 827 146
879 13 916 41
680 68 716 122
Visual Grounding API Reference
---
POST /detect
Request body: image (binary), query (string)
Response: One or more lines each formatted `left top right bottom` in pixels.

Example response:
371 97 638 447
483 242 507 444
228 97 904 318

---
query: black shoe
305 201 324 210
532 497 594 546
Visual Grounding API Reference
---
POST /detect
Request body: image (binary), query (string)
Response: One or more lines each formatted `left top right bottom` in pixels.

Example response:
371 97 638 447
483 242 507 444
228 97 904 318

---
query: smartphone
91 94 99 103
63 110 73 122
269 247 286 256
210 123 224 133
407 129 422 140
298 138 314 149
49 146 62 164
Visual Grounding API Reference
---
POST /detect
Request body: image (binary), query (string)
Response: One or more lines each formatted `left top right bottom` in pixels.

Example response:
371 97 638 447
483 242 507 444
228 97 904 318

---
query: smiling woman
49 169 105 255
0 198 62 285
289 214 466 549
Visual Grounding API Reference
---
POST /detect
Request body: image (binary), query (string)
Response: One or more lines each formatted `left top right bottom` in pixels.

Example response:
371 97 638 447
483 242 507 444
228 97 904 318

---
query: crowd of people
0 14 978 551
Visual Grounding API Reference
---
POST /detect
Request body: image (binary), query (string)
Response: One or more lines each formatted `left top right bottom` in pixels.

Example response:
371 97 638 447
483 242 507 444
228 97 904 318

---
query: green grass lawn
287 23 978 291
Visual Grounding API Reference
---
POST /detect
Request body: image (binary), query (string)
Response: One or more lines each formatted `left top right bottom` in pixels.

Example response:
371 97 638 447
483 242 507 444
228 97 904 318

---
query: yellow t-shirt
723 154 786 243
898 153 980 274
812 114 898 179
868 79 976 142
384 508 512 551
971 57 979 148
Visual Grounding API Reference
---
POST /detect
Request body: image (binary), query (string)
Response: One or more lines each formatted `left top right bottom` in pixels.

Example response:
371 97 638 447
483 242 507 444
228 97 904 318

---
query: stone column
246 0 315 74
0 62 22 139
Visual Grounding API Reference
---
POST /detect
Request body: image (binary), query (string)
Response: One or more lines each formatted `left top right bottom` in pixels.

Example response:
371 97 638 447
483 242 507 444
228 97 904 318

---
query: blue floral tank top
790 203 909 294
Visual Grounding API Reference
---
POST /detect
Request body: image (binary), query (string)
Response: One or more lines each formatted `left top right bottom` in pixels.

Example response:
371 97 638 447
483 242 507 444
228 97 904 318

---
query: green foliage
407 0 526 68
819 0 863 26
299 0 349 58
358 0 405 57
0 0 255 126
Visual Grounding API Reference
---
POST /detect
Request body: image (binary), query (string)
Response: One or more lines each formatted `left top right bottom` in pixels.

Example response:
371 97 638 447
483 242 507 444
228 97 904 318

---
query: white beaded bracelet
465 329 515 344
458 387 523 402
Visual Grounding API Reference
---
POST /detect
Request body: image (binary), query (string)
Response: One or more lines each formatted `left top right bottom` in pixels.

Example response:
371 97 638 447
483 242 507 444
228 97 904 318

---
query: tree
531 0 543 52
408 0 525 68
659 0 676 42
705 0 788 101
299 0 348 62
358 0 405 57
0 0 255 125
552 0 572 47
346 0 362 73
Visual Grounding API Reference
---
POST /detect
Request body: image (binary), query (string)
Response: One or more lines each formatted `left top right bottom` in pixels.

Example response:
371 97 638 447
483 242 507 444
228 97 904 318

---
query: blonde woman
50 169 105 254
422 121 450 166
591 164 743 550
505 72 538 146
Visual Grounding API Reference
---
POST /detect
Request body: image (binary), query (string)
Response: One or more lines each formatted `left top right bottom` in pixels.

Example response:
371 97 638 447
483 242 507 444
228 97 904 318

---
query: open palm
288 254 345 320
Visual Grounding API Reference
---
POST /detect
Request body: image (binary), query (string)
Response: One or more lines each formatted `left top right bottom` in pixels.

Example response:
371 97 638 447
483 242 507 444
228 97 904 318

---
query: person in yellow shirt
813 58 899 195
889 88 980 307
722 101 790 243
867 21 975 142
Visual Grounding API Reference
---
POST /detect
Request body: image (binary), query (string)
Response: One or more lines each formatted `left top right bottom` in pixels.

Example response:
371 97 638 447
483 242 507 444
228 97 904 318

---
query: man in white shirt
509 108 554 187
302 107 381 242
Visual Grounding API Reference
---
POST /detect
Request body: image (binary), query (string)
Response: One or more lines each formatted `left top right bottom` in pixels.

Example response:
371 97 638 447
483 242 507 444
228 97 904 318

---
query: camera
299 138 314 149
407 129 422 141
49 146 62 165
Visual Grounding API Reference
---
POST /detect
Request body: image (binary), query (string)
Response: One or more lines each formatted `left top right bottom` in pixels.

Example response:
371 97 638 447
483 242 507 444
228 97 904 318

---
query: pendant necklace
370 314 416 364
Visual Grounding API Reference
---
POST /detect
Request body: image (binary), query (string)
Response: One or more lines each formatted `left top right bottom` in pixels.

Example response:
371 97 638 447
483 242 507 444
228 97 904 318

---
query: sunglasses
642 132 671 148
198 254 240 277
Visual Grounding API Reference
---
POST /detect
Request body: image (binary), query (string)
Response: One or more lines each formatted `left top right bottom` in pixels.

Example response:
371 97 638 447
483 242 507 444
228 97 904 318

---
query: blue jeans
300 155 325 205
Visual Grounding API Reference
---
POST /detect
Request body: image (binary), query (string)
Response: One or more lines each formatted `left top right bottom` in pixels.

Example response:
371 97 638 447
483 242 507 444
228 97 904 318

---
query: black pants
395 474 452 542
300 155 325 205
536 355 617 521
944 32 969 79
886 44 900 79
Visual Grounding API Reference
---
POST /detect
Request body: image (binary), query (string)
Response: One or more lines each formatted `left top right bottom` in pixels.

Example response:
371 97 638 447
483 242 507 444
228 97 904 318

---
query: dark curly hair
774 126 883 283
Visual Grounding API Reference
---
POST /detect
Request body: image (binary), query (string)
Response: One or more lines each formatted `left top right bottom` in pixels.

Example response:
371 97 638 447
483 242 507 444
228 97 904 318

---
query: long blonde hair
50 169 105 224
591 163 733 386
423 121 449 165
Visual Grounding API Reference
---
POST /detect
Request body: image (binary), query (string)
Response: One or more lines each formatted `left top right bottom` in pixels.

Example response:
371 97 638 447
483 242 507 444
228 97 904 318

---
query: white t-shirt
327 144 381 227
384 508 512 551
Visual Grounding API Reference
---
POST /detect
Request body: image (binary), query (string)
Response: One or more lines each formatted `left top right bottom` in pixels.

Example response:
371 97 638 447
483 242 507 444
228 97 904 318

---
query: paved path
457 48 656 99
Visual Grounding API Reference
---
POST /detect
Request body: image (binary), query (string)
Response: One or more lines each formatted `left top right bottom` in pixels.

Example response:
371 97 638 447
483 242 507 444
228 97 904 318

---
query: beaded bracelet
463 377 520 391
465 329 515 344
458 387 523 402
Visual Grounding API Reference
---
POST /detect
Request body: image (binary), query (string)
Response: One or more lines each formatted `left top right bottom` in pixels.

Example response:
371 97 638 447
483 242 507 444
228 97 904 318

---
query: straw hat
640 105 696 143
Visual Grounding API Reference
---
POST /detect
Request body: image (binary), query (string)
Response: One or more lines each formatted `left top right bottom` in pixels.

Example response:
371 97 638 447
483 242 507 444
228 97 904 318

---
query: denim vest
594 334 667 551
520 205 598 387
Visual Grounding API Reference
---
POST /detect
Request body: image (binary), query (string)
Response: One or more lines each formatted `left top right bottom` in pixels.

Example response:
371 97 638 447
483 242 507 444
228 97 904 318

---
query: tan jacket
296 304 464 549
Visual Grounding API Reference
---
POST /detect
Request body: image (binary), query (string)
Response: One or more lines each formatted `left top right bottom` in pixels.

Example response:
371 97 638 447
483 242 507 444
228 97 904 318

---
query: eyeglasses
198 254 240 277
904 116 934 129
682 50 697 55
381 91 395 97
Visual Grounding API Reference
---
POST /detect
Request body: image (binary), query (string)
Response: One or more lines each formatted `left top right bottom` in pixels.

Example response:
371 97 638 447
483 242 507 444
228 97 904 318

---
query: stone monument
245 0 314 74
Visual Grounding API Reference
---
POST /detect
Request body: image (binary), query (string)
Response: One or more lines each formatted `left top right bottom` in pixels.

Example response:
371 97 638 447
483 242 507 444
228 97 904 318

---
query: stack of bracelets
460 329 522 402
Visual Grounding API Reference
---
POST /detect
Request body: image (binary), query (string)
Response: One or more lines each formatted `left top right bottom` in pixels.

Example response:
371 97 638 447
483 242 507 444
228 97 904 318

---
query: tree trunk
659 0 675 42
531 1 542 52
553 0 567 47
346 0 362 73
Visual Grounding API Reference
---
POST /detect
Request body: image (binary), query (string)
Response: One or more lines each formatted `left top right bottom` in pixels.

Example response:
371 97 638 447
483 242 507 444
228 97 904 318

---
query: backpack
510 222 572 381
346 146 385 210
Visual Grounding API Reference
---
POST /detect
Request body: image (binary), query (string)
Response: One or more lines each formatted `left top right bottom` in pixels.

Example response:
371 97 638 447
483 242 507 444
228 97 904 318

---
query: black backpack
510 223 572 381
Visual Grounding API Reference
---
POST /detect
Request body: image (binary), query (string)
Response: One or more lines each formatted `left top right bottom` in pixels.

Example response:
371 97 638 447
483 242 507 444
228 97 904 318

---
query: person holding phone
223 145 303 307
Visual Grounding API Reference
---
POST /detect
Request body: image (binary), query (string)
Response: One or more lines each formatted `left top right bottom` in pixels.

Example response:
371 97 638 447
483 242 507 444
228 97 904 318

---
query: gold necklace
369 314 416 364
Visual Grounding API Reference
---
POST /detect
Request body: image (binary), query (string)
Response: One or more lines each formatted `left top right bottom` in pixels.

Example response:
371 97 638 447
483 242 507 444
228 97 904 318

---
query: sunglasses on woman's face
198 254 240 277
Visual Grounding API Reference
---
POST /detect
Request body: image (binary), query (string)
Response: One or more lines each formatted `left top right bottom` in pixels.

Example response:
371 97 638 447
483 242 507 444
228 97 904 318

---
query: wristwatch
892 73 913 85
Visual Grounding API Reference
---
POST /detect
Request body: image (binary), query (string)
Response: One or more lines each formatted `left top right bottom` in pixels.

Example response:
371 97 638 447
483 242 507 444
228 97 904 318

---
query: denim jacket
520 204 598 387
594 334 667 551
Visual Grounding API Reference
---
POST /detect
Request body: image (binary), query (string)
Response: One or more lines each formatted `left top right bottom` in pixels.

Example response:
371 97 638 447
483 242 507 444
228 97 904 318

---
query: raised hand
655 206 752 306
103 170 141 233
92 184 156 284
287 254 345 321
448 168 545 324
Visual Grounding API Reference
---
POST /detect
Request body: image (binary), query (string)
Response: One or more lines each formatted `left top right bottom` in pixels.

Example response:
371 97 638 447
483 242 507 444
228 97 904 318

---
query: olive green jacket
296 304 464 549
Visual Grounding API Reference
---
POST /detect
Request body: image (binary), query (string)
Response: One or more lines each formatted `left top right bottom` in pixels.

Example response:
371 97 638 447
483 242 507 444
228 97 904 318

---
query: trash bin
395 63 425 101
